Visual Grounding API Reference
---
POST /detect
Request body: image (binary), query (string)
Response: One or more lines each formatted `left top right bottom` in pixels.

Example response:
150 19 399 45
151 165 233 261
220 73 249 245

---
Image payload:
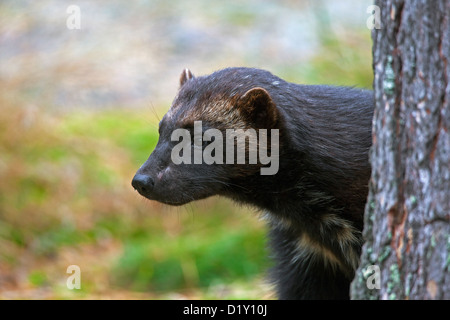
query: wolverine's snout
131 173 154 198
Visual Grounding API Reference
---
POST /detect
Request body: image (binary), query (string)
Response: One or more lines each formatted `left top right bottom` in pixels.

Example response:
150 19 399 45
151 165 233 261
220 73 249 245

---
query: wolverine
132 67 374 299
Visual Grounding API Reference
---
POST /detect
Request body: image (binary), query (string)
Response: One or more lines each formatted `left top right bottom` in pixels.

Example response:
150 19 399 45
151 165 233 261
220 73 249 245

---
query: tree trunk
351 0 450 299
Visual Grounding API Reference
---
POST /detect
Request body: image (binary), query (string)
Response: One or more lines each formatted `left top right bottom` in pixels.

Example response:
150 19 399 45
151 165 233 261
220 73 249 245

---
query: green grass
58 109 160 163
275 31 373 89
113 215 268 292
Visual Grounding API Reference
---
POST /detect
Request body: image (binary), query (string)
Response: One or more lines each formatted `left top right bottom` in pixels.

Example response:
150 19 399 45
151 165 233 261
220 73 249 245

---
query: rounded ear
179 68 195 87
238 87 278 128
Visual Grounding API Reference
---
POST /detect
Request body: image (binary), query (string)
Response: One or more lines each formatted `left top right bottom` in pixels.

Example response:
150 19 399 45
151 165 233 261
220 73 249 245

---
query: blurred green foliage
276 31 372 88
114 219 267 292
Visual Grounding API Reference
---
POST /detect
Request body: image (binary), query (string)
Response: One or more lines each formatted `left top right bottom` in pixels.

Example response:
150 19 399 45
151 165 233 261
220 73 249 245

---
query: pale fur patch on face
178 99 248 129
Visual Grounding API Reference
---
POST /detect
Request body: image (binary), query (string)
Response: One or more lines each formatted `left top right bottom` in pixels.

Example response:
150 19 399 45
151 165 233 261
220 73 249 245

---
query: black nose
131 174 155 197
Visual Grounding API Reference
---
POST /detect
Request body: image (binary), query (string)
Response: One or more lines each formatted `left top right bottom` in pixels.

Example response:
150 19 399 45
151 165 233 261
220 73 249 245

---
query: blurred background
0 0 373 299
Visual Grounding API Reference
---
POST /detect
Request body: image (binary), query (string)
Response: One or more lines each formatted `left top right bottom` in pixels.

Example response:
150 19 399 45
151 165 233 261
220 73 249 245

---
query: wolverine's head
132 68 281 205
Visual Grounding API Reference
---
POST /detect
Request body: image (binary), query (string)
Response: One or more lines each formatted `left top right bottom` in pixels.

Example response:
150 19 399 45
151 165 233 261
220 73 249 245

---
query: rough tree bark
351 0 450 299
